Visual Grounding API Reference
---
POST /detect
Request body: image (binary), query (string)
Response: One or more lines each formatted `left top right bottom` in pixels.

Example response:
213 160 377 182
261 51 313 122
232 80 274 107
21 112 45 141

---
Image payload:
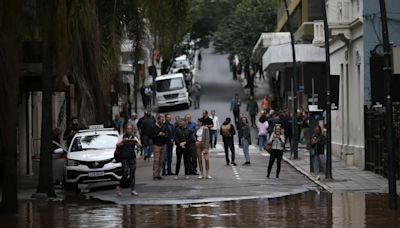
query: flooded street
1 191 399 227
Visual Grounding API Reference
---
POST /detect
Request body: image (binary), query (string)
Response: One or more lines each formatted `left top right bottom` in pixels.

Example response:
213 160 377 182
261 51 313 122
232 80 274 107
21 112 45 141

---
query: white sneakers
198 174 212 179
116 186 139 197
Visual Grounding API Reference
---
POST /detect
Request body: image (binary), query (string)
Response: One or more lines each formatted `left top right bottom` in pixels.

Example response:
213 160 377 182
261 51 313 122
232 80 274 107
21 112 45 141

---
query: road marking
232 165 241 180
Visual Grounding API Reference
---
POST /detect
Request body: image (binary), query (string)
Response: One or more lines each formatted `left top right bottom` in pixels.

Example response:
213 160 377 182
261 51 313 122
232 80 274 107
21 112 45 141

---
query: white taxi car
64 126 121 188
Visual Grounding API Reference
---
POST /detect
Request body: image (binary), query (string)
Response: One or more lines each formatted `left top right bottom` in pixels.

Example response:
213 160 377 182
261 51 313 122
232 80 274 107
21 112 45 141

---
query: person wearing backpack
220 117 237 166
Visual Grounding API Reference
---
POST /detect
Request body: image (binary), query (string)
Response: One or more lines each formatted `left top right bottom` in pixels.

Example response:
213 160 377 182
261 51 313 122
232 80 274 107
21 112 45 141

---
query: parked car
155 73 190 110
170 55 193 73
64 127 121 188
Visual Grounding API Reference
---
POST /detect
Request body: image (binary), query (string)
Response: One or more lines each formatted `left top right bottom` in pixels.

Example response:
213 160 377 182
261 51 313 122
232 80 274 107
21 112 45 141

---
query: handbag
114 146 122 162
264 143 272 152
309 147 315 156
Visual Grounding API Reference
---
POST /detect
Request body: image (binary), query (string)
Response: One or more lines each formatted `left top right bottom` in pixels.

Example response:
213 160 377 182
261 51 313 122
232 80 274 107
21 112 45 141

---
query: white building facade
324 0 365 168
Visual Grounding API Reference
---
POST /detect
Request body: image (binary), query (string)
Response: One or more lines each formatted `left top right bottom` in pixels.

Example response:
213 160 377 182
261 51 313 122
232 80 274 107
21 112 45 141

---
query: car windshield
172 60 190 69
70 134 118 152
156 77 184 92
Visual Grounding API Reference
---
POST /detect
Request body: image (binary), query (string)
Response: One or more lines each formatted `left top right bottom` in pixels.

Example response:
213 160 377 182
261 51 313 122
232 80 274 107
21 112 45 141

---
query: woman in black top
116 123 141 196
310 125 326 180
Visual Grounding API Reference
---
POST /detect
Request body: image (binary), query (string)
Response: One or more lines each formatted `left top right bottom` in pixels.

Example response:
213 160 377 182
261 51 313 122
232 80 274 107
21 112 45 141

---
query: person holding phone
266 125 285 178
116 122 141 196
152 114 168 180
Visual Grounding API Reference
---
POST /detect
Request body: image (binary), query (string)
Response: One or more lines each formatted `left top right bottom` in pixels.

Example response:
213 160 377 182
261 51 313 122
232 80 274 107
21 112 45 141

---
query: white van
155 73 190 109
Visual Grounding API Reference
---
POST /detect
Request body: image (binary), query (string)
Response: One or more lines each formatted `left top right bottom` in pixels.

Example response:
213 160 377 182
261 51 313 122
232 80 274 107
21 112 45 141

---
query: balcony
312 21 325 47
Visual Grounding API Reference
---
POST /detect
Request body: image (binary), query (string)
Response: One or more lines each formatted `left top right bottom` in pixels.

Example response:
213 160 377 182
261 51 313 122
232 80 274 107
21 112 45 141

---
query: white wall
330 23 365 168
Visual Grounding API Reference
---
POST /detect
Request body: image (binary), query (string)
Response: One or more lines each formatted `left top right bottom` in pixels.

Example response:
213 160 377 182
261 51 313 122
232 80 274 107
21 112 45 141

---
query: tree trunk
0 0 20 213
36 4 56 197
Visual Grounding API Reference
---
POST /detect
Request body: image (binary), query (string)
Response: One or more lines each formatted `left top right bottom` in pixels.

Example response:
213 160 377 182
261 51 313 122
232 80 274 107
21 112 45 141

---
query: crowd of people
233 93 326 180
114 109 245 196
113 91 327 196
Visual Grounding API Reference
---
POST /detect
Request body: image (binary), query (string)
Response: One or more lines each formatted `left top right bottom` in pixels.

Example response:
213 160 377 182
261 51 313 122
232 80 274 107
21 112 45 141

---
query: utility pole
283 0 299 159
320 0 332 179
379 0 397 210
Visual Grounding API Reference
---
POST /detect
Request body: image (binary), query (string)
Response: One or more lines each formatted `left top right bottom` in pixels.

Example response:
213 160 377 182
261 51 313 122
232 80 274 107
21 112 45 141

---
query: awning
262 43 325 71
251 32 291 64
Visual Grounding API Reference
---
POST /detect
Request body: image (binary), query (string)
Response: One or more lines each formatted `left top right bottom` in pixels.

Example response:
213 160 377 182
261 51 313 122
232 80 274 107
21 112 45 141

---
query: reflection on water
1 191 399 227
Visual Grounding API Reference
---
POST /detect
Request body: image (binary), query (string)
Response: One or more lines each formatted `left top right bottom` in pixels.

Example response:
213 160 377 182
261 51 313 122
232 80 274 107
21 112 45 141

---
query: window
156 78 184 92
337 0 351 22
70 134 118 152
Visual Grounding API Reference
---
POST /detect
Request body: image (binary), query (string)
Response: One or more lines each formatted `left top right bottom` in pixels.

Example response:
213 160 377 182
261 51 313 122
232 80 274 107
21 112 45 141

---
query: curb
283 156 334 193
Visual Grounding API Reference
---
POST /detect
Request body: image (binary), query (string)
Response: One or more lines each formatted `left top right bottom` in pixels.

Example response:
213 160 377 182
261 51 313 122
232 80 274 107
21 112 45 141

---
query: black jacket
174 126 195 148
138 116 155 137
240 124 252 144
152 123 168 146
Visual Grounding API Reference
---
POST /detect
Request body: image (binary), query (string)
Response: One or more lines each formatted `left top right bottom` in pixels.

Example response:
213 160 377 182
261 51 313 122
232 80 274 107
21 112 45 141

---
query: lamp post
320 0 333 179
379 0 397 210
283 0 299 159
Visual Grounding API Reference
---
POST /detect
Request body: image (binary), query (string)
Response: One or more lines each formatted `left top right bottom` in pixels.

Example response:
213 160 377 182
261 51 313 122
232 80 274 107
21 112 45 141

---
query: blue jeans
313 154 326 175
241 138 250 162
163 143 173 173
142 135 153 157
258 135 267 151
210 130 218 148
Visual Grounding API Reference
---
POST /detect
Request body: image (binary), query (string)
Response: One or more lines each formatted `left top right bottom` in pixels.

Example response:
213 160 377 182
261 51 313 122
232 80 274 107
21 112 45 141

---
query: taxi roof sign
89 124 104 129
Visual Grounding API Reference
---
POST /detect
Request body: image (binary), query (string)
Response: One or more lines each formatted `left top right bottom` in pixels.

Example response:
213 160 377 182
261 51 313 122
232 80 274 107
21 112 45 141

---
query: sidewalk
239 73 400 194
283 148 400 194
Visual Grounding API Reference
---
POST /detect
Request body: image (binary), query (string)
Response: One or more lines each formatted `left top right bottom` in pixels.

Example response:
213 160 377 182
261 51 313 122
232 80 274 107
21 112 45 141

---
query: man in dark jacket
152 114 168 180
174 119 194 179
185 114 198 175
162 114 175 175
220 118 237 166
137 111 155 160
230 94 242 125
247 96 259 127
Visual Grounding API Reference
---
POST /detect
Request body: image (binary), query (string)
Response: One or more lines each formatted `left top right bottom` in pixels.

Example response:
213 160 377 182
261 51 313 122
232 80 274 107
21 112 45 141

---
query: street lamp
283 0 299 160
378 0 397 210
320 0 333 179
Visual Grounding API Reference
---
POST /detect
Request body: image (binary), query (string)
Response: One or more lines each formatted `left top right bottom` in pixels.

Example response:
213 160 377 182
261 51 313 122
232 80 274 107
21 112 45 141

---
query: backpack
221 124 232 137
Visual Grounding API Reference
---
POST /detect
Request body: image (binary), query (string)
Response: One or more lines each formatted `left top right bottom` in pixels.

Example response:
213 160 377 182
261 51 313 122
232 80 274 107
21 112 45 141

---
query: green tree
143 0 191 74
189 0 241 48
213 0 276 61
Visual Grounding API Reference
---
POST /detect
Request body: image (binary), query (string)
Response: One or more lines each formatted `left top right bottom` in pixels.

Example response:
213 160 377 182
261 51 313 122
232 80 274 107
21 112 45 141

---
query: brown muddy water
1 191 399 228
